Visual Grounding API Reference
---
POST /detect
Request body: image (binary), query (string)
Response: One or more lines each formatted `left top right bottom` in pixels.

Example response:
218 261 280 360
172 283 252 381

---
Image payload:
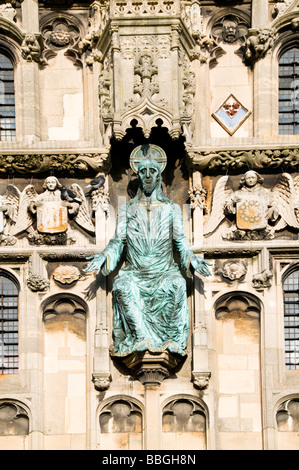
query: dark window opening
283 269 299 369
0 275 18 374
279 47 299 135
0 53 15 141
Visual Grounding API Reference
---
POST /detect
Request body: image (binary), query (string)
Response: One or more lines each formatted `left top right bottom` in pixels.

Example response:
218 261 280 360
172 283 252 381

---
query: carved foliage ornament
0 3 16 22
0 152 111 176
216 260 247 281
187 147 299 173
188 185 207 211
52 265 81 285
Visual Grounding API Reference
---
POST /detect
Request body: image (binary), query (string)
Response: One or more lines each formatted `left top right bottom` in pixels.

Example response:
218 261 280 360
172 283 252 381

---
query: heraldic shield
236 195 268 231
37 201 68 234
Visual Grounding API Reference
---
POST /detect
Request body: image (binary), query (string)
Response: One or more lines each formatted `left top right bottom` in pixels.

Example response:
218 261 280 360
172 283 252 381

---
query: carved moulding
113 0 178 16
39 14 83 68
192 371 211 391
52 264 81 285
113 103 178 140
0 151 111 176
120 351 181 385
92 372 112 391
186 147 299 173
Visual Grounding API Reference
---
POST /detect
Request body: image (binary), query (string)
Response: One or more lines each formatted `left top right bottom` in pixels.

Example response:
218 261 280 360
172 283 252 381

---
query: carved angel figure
204 171 299 240
12 176 94 244
0 184 20 244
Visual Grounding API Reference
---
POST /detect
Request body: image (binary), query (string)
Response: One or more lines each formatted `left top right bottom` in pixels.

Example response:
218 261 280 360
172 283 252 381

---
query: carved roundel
130 144 167 174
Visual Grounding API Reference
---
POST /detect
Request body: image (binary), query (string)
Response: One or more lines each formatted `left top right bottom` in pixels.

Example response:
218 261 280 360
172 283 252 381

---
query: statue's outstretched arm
190 256 212 277
173 203 212 278
85 253 107 273
85 203 127 275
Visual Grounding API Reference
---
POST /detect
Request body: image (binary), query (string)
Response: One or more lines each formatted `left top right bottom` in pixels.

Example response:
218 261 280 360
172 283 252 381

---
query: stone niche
162 398 207 450
99 399 143 450
0 403 29 436
215 292 263 450
276 399 299 450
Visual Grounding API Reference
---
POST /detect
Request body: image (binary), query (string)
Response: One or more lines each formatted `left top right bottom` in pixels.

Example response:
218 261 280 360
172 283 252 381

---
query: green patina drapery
102 199 194 356
86 144 211 358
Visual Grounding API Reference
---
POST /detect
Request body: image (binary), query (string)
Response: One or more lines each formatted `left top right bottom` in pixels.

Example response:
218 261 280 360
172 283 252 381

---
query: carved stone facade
0 0 299 452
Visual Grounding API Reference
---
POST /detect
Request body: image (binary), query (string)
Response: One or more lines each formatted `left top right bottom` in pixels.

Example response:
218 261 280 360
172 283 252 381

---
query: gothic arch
275 395 299 432
97 395 143 450
0 399 30 436
213 289 262 320
41 292 89 322
161 395 208 450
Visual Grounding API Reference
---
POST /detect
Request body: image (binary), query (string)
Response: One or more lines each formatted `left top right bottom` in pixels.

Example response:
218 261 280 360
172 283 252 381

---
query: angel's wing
70 183 95 235
272 173 299 230
11 185 37 236
293 175 299 207
203 176 233 236
4 184 21 223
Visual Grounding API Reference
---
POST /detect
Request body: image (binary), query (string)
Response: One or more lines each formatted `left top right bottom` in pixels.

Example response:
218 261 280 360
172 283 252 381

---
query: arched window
283 269 299 369
0 52 15 141
0 274 18 374
279 47 299 135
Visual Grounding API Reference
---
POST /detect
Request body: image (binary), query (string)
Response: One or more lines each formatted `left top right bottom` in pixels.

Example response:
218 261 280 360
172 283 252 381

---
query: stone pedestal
122 350 181 384
121 351 182 450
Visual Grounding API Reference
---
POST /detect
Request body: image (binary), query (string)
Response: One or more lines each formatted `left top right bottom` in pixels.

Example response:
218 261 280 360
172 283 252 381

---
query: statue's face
223 21 238 43
138 161 160 196
45 177 58 191
244 171 258 188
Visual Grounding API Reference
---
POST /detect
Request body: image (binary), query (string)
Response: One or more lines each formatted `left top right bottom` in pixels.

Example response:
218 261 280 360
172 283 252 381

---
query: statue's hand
191 257 212 277
85 253 106 273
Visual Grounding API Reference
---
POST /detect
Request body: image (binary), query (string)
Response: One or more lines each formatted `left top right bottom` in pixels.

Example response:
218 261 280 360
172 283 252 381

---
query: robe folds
102 200 195 357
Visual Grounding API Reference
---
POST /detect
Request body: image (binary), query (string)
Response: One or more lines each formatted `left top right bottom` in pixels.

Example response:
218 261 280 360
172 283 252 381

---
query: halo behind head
130 144 167 174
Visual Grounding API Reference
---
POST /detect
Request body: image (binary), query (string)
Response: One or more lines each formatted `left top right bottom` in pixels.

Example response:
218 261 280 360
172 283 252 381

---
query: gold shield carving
236 196 267 230
37 202 68 234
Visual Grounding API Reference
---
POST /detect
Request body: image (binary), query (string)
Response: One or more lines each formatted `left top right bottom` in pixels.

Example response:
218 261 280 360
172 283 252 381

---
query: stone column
122 351 181 450
189 171 210 391
251 0 269 28
191 59 210 146
251 0 276 138
92 181 111 392
110 25 122 137
21 0 39 31
20 0 41 144
143 382 162 450
252 53 276 138
170 23 181 138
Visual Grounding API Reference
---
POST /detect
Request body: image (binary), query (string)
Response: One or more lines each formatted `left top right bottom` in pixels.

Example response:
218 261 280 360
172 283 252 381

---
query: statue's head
138 158 161 196
43 176 61 192
129 144 168 203
240 170 264 188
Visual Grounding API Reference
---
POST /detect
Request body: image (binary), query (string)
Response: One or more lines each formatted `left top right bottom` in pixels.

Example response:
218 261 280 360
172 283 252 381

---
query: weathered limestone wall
0 0 299 451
